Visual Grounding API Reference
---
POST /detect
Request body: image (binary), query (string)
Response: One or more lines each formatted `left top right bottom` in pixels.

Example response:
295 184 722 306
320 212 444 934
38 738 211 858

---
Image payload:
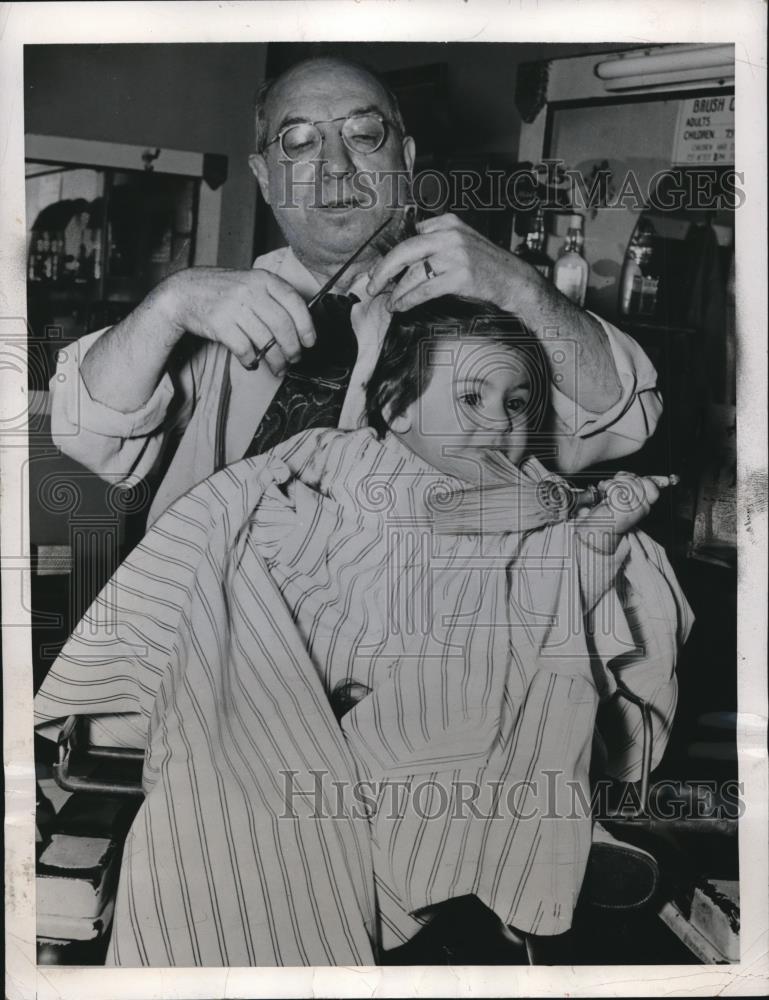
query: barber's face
250 61 415 279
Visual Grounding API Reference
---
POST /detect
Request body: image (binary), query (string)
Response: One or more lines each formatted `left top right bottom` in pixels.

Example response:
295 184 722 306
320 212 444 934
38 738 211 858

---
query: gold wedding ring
423 259 436 280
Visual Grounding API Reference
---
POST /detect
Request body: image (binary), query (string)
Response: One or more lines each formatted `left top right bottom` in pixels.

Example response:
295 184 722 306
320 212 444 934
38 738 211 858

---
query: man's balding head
248 55 415 281
254 56 406 154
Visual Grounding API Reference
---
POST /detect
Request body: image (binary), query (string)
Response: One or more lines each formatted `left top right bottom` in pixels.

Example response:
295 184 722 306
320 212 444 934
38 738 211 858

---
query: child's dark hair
365 295 550 437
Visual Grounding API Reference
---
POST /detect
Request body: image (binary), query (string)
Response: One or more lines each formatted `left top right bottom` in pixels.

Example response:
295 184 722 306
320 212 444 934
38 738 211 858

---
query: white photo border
2 2 766 997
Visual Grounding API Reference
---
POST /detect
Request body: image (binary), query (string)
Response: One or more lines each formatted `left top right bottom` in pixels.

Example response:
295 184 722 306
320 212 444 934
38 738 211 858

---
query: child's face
390 338 536 485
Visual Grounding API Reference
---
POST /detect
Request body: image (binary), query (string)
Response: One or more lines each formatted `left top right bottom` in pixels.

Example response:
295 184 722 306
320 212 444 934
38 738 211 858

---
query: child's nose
489 399 514 430
471 401 514 437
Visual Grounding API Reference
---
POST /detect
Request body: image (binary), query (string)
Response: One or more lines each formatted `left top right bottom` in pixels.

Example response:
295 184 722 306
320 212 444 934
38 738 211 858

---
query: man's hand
80 267 316 414
574 472 665 553
366 213 622 415
366 212 533 314
161 267 316 375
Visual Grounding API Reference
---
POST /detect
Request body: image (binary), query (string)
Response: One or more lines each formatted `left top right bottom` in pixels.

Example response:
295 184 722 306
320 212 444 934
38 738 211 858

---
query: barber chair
36 683 739 965
579 683 740 964
35 718 144 964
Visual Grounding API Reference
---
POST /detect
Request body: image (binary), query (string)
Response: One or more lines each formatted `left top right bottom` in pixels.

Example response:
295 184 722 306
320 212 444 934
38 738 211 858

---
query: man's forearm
504 271 622 414
80 281 184 413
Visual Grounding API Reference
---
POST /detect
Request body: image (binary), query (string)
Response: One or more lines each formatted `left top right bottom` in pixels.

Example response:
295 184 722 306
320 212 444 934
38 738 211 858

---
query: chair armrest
54 716 145 798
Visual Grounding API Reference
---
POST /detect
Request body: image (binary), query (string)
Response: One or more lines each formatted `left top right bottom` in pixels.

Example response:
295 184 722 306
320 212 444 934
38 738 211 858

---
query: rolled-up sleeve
548 315 663 472
49 327 176 483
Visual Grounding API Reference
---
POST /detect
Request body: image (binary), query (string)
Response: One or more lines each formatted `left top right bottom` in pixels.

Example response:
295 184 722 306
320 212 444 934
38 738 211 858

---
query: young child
35 296 692 968
353 295 690 960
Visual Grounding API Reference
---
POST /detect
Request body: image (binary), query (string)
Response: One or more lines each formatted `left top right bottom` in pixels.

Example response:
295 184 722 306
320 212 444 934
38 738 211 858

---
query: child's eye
505 397 527 413
459 392 482 408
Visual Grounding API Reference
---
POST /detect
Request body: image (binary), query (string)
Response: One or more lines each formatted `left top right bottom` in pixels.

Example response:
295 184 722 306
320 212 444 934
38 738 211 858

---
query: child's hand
573 472 664 553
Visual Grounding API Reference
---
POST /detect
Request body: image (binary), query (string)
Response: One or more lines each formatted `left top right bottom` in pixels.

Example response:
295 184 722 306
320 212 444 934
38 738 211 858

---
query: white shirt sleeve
594 531 694 780
548 314 663 472
49 326 177 483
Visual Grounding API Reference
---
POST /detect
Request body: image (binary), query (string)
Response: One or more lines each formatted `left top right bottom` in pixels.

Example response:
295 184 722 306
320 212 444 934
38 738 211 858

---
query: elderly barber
51 56 661 523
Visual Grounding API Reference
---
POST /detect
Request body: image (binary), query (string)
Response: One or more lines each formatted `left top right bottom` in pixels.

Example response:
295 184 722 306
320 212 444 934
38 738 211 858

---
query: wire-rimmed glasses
264 112 391 162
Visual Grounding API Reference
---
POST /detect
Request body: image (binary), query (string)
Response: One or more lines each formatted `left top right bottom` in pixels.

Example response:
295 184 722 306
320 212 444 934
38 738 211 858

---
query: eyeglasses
264 112 391 163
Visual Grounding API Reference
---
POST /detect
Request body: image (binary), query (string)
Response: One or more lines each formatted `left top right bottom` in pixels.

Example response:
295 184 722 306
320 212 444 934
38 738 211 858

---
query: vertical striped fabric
35 428 693 964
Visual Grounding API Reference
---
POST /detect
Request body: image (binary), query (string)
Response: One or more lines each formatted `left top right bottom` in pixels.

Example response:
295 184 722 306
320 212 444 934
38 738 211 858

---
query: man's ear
401 135 416 176
249 153 271 205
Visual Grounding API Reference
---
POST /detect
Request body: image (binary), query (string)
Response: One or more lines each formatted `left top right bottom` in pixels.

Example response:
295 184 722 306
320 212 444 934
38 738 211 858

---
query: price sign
672 95 735 165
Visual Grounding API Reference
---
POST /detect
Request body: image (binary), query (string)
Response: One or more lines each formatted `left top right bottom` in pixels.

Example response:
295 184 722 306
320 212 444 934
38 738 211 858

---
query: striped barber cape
35 428 693 965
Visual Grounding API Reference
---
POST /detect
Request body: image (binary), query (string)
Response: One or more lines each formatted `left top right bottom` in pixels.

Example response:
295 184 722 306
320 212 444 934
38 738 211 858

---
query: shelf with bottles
551 214 589 308
617 210 732 330
512 205 554 280
513 208 590 308
26 163 197 391
27 168 195 295
513 202 733 341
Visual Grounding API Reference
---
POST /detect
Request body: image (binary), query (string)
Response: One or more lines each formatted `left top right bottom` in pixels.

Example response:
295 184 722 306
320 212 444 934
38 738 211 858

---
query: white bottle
553 214 589 308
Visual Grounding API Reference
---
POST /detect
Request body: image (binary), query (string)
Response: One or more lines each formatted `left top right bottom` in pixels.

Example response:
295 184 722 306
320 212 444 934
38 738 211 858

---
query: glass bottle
553 214 589 307
28 233 41 281
514 207 553 280
50 233 63 281
41 231 52 281
619 216 659 318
